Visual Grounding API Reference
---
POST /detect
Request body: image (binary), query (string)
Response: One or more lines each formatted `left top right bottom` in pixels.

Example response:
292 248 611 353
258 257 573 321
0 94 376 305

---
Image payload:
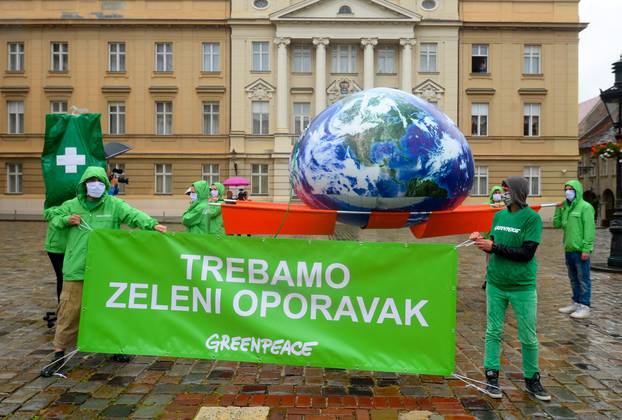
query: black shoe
525 372 551 401
484 369 502 398
41 351 65 377
112 354 131 363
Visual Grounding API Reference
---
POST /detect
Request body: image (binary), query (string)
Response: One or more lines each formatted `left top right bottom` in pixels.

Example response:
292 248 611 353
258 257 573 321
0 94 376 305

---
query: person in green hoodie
41 166 167 377
44 206 69 303
553 180 595 319
182 181 225 234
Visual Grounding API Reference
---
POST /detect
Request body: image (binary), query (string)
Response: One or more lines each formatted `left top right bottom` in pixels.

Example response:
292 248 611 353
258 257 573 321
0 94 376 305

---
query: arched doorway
602 189 615 227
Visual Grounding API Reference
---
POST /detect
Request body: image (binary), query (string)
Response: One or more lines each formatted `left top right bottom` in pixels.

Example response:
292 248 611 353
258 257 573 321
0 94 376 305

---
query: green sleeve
43 206 64 221
552 206 563 229
581 204 596 253
115 198 158 230
206 202 222 219
523 212 543 244
182 202 205 228
49 201 74 229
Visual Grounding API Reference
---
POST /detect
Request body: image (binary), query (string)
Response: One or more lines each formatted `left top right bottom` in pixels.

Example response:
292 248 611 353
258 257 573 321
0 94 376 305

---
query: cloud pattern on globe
290 88 474 226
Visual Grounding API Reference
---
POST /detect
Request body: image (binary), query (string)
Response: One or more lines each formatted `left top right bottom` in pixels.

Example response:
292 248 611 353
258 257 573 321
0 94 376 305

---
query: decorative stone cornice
148 86 178 94
465 88 496 95
196 85 226 94
518 88 548 96
413 79 445 103
101 86 131 94
399 38 416 47
245 78 276 100
0 85 30 94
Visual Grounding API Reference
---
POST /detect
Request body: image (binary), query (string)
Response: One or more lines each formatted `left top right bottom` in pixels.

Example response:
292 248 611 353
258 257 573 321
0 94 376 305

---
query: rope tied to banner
40 348 80 379
451 372 500 396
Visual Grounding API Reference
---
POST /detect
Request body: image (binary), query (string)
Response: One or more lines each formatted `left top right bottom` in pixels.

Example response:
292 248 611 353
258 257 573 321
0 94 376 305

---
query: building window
155 101 172 135
252 101 269 135
523 166 541 196
421 0 438 10
108 42 126 72
600 158 609 177
471 166 488 196
253 0 269 9
202 163 220 185
203 102 220 135
8 42 24 72
293 102 310 135
51 42 68 72
524 45 541 75
155 163 172 194
7 101 24 134
419 43 437 73
331 45 357 73
589 160 596 177
292 45 311 73
252 42 270 72
338 5 353 14
108 102 126 135
6 163 22 194
202 42 220 72
251 164 269 195
111 162 126 194
50 101 68 114
471 44 488 73
155 42 173 72
523 103 540 137
377 47 396 74
471 103 488 136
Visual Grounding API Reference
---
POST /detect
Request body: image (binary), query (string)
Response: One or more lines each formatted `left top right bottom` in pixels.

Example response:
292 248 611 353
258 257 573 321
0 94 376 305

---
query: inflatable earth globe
290 87 474 227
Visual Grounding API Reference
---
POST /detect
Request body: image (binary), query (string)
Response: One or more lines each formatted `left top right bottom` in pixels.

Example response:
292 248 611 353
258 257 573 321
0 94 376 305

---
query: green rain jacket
44 206 68 253
488 185 503 205
50 166 159 281
182 181 225 234
552 179 596 253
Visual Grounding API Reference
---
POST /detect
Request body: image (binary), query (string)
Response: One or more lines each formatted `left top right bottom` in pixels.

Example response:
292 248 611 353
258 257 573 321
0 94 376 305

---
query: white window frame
202 163 220 185
600 158 609 177
154 163 172 195
202 42 220 72
7 101 24 134
419 43 437 73
108 42 126 72
471 103 488 136
251 163 269 195
252 41 270 72
203 102 220 135
524 45 541 75
331 45 357 74
471 44 489 73
292 45 311 73
6 163 22 194
523 166 541 196
293 102 310 135
471 166 488 196
108 102 126 135
8 42 24 72
252 101 269 135
155 42 173 72
50 100 68 114
377 46 396 74
155 101 172 135
51 42 68 72
523 103 541 137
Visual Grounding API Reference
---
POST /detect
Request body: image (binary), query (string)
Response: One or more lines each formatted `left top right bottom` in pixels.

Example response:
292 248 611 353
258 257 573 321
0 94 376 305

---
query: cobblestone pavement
0 221 620 419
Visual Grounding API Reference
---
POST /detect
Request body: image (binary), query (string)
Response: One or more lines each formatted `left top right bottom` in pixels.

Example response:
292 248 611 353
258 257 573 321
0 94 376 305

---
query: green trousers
484 282 539 378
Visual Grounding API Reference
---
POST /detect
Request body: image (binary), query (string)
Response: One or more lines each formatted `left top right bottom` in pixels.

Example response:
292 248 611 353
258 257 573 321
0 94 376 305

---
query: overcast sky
579 0 622 102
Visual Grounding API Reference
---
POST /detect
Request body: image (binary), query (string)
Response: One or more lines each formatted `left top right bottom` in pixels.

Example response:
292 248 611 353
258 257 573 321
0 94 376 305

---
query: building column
275 37 290 134
400 38 416 93
361 38 378 90
313 37 329 114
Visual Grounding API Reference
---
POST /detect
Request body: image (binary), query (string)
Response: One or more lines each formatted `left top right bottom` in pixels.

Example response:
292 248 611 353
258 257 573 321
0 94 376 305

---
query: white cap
185 187 192 195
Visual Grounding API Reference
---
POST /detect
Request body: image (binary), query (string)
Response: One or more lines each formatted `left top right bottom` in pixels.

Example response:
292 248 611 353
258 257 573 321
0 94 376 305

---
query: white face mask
492 193 502 202
211 190 219 198
565 189 576 202
189 192 198 202
86 181 106 198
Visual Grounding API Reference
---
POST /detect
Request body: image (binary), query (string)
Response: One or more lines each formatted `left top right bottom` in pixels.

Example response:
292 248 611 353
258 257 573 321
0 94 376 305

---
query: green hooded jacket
50 166 159 281
488 185 503 205
182 181 225 234
44 206 69 253
552 179 595 253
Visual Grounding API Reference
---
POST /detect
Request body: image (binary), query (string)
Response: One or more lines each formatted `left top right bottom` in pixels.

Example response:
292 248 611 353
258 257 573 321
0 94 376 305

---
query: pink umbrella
223 176 250 187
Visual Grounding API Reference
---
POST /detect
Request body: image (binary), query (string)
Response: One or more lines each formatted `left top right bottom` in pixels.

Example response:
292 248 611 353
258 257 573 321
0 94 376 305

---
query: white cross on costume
56 147 86 174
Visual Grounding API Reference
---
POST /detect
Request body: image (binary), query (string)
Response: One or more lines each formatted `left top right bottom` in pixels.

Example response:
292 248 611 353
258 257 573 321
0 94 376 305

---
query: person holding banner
182 181 225 234
469 176 551 401
41 166 167 377
43 206 68 303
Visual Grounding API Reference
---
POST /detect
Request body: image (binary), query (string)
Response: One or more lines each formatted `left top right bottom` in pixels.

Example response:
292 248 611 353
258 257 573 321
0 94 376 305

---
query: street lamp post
593 55 622 272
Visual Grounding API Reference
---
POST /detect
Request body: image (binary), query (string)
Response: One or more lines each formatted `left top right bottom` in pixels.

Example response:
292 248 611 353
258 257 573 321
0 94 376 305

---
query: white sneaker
558 302 579 314
570 304 591 319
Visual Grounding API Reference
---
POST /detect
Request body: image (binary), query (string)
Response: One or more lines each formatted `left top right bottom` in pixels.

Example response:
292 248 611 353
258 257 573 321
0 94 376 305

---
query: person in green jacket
182 181 225 234
553 180 595 319
41 166 167 377
44 206 69 302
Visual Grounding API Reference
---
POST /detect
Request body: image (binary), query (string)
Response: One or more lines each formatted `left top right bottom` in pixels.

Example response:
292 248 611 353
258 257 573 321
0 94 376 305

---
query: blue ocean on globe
290 87 474 227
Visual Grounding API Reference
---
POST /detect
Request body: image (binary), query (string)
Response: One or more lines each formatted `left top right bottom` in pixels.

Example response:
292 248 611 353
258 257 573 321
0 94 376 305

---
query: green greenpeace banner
80 230 457 375
41 113 106 209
